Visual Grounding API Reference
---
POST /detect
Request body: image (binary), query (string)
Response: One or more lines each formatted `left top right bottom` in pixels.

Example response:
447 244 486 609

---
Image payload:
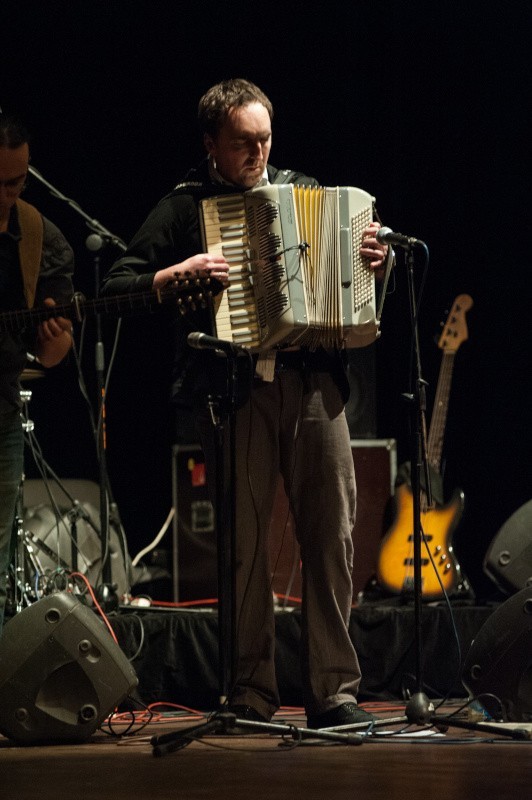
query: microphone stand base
406 692 435 726
151 712 370 756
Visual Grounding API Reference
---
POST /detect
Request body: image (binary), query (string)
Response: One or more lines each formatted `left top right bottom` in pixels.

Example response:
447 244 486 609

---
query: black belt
270 348 334 372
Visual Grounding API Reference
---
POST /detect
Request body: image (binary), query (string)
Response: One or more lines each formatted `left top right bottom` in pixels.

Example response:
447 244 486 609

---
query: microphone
85 231 128 252
187 331 242 355
85 233 105 251
376 227 424 248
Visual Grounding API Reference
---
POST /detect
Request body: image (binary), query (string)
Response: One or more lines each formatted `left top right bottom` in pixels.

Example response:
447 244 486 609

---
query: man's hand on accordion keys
360 221 389 278
153 254 231 293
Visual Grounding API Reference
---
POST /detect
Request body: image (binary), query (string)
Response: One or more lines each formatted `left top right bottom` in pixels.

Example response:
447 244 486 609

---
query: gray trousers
201 366 362 719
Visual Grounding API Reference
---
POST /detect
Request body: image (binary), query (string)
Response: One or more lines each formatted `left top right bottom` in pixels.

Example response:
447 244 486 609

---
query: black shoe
225 704 270 723
306 702 375 730
215 704 271 734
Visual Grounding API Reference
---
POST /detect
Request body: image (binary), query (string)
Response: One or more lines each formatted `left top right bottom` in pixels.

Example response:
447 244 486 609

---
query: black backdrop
3 0 532 599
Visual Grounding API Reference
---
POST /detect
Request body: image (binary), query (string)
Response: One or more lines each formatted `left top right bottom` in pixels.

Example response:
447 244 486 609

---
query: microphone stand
402 241 434 725
27 164 127 609
190 303 241 703
397 242 527 741
207 357 238 704
86 234 117 607
27 166 127 252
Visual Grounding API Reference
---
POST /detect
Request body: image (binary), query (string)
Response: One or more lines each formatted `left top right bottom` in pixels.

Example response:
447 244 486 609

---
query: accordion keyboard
199 194 260 348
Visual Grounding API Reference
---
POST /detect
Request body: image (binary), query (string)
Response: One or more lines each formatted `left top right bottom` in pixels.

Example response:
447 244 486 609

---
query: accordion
199 184 387 351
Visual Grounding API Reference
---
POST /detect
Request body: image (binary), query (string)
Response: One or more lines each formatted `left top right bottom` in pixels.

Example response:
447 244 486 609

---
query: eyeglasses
0 174 27 195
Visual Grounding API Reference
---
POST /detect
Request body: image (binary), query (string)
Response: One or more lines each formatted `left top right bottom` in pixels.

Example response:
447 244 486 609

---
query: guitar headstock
158 275 224 314
438 294 473 353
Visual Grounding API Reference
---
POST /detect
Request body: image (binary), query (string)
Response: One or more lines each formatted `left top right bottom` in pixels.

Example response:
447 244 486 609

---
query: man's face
0 143 29 223
204 102 272 189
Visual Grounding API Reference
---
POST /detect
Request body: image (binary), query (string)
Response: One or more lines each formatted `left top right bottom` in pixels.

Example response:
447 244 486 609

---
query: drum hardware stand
8 390 44 613
20 386 105 595
27 163 128 610
9 482 44 614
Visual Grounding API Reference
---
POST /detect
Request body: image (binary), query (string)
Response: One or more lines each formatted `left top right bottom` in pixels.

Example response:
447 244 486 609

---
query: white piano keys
200 194 260 349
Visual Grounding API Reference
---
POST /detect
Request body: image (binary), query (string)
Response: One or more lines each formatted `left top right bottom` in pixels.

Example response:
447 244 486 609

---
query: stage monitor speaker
483 499 532 595
0 592 138 744
461 586 532 722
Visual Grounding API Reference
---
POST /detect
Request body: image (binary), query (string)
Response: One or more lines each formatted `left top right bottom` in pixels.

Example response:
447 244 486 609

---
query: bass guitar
376 294 473 600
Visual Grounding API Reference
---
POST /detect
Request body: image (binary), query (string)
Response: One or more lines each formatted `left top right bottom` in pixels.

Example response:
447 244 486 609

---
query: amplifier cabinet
172 439 396 603
171 444 216 602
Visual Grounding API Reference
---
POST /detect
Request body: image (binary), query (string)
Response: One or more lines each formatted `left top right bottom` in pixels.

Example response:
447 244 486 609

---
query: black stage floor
108 601 496 711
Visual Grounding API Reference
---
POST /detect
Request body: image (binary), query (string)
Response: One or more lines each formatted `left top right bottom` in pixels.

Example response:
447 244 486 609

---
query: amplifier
171 439 396 603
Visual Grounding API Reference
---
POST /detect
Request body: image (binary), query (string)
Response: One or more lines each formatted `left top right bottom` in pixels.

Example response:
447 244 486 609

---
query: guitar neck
427 350 455 472
0 281 217 334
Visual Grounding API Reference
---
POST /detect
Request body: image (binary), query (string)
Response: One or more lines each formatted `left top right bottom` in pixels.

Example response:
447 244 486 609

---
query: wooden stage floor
2 596 531 799
2 703 532 800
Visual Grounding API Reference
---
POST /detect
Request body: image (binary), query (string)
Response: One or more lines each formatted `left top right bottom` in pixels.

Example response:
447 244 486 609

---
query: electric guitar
0 276 220 335
376 294 473 600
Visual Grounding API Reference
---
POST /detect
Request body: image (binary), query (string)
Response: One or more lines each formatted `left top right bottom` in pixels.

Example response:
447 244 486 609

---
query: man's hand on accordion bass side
153 254 230 292
360 222 389 278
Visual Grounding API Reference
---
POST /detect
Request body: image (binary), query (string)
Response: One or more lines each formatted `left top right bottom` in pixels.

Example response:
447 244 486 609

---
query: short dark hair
0 114 30 148
198 79 273 138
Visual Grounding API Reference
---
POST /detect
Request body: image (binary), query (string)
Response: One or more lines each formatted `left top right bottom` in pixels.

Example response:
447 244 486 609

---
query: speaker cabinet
344 346 377 439
172 439 396 602
484 499 532 594
462 587 532 721
0 593 138 744
171 445 217 602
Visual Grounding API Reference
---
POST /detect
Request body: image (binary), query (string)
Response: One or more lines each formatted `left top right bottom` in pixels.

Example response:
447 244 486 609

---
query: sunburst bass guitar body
375 293 473 601
376 482 466 600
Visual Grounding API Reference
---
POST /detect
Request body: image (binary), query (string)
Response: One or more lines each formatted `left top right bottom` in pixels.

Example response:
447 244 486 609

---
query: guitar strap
16 198 43 309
